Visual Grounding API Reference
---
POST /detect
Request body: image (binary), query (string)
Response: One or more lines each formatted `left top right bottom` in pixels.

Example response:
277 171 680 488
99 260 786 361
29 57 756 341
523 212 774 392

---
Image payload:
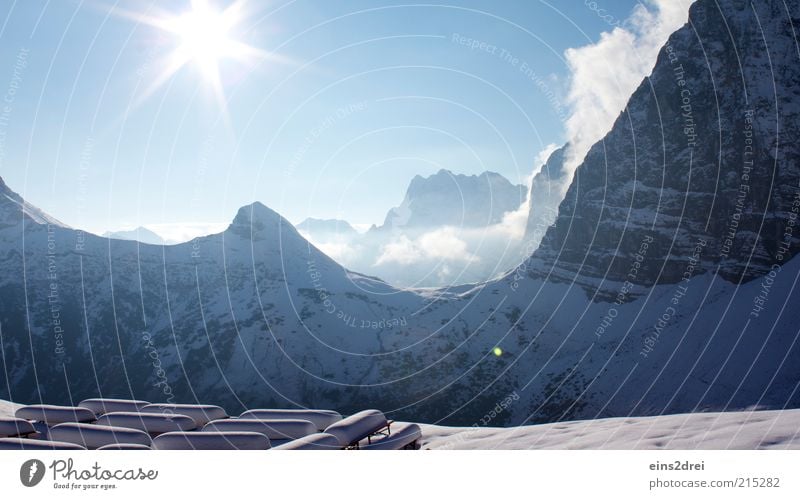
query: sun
169 1 242 80
106 0 279 123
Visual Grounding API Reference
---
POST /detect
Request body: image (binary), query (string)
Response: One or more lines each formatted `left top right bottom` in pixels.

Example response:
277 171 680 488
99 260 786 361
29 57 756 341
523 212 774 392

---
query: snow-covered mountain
374 169 526 231
104 227 165 245
534 0 800 288
1 0 799 427
0 191 431 418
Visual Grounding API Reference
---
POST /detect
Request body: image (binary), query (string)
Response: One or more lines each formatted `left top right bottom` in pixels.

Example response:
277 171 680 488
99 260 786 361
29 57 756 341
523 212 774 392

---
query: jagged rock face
377 170 526 230
534 0 800 287
524 145 567 252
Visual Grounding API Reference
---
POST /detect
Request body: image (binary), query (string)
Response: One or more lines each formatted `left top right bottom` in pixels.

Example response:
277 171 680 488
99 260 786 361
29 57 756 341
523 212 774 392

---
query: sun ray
128 51 192 116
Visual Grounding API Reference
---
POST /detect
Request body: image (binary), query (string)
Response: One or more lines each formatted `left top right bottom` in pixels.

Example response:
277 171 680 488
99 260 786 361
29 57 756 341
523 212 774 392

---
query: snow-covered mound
421 409 800 450
0 399 21 418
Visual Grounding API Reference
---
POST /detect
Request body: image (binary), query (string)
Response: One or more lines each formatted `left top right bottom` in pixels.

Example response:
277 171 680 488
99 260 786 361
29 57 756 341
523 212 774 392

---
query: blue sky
0 0 649 238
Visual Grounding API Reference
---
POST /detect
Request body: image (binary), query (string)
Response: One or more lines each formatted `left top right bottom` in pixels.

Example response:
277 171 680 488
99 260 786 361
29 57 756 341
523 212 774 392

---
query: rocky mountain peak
378 169 526 230
227 201 298 240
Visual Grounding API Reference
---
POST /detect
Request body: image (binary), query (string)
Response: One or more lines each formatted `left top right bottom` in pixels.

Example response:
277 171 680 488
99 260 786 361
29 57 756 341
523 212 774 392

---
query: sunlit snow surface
419 409 800 449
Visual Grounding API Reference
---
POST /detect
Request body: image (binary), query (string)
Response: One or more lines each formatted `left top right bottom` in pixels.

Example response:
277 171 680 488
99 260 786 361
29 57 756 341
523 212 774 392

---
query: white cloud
375 234 424 265
561 0 693 188
299 230 365 268
375 227 477 266
308 240 352 262
419 228 474 261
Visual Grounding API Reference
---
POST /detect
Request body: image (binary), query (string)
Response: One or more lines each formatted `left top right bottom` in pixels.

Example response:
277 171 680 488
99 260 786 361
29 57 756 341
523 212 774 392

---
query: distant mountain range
296 218 358 237
103 227 165 245
1 0 798 426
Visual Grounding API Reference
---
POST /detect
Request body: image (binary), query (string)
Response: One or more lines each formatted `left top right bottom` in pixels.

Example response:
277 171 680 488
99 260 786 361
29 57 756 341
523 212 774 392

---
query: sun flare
169 1 241 80
106 0 277 123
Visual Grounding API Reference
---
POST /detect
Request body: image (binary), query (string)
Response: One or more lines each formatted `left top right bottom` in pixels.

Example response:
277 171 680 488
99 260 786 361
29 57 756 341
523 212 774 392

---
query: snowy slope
421 409 800 450
2 187 798 426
